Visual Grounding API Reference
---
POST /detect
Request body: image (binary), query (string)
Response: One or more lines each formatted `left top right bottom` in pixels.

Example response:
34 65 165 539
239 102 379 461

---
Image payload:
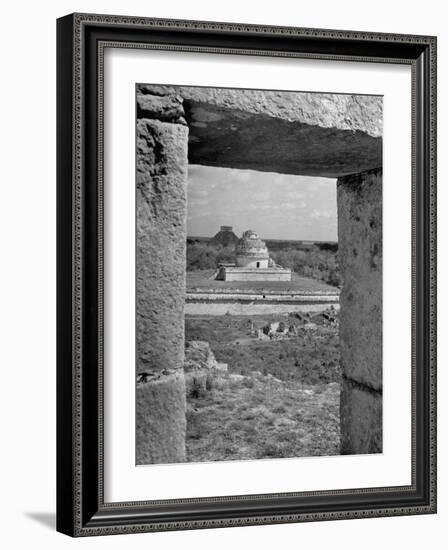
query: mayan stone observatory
215 229 292 282
135 84 383 465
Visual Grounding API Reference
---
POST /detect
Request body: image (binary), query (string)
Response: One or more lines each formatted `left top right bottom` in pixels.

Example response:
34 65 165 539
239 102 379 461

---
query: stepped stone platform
186 271 339 315
186 270 340 295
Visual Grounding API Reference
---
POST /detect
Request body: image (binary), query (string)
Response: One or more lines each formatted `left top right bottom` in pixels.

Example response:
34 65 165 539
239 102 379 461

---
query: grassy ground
186 270 339 294
186 375 340 461
185 311 341 462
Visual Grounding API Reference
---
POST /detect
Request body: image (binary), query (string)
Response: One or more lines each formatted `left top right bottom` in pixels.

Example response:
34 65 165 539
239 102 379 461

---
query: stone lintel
137 84 382 178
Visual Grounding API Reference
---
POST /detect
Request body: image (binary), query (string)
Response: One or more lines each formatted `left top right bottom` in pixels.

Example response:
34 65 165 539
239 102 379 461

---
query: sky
187 165 338 242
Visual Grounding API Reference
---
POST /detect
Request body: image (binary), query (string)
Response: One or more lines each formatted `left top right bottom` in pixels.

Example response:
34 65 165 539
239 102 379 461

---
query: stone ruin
136 84 383 463
184 341 227 397
210 225 239 247
216 229 292 282
247 306 339 341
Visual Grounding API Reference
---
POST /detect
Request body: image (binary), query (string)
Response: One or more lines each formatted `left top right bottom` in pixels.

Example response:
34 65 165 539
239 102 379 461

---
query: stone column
337 168 382 454
135 90 188 464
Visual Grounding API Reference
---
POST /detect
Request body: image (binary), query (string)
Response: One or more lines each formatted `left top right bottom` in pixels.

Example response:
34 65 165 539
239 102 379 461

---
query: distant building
235 230 270 268
210 225 239 247
216 229 291 282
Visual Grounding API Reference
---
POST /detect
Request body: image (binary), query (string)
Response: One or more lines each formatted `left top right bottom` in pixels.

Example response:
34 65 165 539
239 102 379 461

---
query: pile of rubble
289 306 338 327
245 306 339 341
258 321 297 340
184 340 227 397
308 305 339 327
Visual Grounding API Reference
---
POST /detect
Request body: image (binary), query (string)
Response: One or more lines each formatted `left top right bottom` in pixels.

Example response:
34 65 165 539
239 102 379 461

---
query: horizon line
187 235 338 243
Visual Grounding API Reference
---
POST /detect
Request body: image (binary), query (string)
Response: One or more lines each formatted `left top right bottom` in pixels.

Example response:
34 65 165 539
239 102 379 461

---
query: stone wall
235 257 269 269
223 267 292 282
337 168 382 454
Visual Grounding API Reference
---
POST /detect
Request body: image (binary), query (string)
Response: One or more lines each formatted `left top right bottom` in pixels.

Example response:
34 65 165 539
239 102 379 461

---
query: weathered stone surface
137 84 382 177
340 378 382 454
136 118 188 463
138 84 382 136
337 168 382 391
185 341 219 371
137 92 186 125
221 267 292 282
337 169 382 455
136 371 186 464
136 118 188 375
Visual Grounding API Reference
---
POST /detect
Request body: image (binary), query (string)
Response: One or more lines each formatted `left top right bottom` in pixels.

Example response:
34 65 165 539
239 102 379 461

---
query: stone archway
136 84 382 464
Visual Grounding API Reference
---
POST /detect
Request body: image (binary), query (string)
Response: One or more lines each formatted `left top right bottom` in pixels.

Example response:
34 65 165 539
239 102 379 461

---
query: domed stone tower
235 230 269 268
215 227 291 282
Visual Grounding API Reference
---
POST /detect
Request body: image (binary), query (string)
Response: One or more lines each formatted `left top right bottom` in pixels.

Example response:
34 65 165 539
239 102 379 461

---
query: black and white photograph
135 84 383 465
1 0 442 545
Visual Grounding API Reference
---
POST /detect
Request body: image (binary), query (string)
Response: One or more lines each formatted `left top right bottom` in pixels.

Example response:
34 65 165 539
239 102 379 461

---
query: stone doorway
136 84 382 464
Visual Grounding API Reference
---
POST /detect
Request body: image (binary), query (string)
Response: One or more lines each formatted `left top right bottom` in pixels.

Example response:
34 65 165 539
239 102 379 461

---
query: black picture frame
57 13 437 537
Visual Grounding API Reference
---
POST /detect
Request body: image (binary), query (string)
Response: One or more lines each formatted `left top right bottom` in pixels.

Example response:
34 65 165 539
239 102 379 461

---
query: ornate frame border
56 13 437 537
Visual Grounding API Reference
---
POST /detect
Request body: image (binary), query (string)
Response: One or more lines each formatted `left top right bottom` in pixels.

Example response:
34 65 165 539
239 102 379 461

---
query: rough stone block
137 92 186 124
136 371 187 464
184 341 220 397
337 168 382 391
136 118 188 375
340 378 382 454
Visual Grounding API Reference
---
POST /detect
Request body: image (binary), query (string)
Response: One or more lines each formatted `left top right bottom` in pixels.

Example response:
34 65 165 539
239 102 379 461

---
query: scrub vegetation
185 310 341 462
